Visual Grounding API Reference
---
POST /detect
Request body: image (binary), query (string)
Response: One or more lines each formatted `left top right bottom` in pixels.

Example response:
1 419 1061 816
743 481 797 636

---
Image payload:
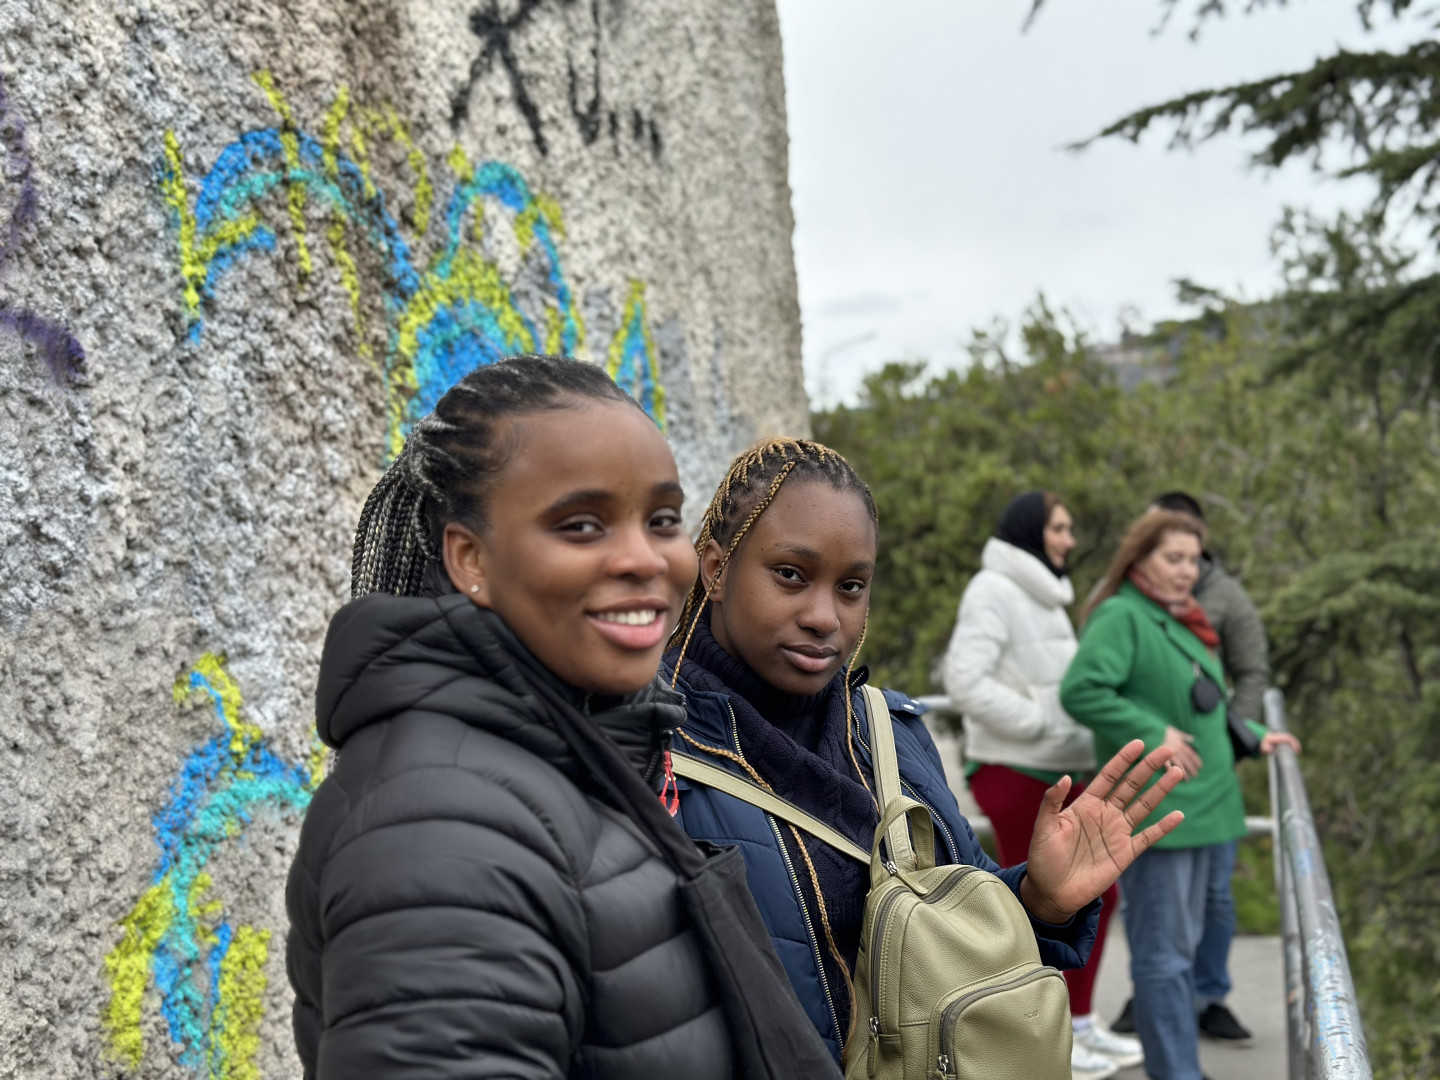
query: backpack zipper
936 966 1064 1067
867 865 982 1049
725 701 843 1048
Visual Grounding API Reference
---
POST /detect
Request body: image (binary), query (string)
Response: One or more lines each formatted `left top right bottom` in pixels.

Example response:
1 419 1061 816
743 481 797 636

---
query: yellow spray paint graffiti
161 74 666 460
102 655 321 1077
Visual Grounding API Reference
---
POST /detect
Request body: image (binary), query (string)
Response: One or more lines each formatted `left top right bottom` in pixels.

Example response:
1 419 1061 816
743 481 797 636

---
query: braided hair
668 438 879 785
350 354 645 599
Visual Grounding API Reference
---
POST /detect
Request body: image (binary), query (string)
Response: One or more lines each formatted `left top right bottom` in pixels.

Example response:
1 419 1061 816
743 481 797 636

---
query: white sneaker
1075 1022 1145 1068
1070 1041 1121 1079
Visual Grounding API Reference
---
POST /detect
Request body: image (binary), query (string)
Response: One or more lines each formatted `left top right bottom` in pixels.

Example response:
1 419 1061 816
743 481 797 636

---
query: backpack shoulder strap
860 683 903 804
670 750 869 864
860 683 918 869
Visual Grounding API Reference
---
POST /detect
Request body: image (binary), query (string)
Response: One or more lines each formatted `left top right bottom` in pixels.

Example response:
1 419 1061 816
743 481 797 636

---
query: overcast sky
776 0 1429 407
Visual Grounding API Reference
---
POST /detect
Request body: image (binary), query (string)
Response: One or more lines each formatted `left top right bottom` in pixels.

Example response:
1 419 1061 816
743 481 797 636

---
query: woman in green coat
1060 509 1298 1080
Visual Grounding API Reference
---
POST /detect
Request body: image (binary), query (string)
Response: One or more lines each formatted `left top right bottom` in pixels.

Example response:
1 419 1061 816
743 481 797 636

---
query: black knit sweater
672 617 880 1029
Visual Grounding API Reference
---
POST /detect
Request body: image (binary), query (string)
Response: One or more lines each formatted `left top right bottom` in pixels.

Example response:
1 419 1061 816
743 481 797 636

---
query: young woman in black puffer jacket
285 355 835 1080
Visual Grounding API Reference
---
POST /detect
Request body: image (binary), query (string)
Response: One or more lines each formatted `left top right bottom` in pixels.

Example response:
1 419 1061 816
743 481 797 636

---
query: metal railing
1264 688 1373 1080
918 690 1372 1078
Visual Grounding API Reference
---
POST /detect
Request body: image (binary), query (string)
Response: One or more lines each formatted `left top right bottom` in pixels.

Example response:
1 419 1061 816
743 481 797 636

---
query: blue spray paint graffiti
103 654 324 1079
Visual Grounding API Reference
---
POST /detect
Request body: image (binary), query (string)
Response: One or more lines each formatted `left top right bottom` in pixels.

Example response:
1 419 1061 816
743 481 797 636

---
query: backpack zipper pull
936 1053 951 1077
867 1016 880 1076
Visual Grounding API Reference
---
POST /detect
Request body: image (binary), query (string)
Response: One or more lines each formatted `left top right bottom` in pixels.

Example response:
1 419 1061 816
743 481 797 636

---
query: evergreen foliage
814 261 1440 1072
976 7 1440 1069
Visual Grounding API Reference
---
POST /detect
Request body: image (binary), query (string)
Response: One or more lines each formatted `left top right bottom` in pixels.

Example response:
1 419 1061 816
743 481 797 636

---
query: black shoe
1111 997 1135 1033
1199 1001 1254 1043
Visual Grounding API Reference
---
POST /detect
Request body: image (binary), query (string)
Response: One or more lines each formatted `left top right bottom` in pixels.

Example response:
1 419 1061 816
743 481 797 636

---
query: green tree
1012 4 1440 1068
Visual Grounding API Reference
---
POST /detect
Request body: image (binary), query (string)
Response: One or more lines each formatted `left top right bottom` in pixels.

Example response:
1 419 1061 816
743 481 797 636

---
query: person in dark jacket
662 439 1188 1065
285 356 835 1079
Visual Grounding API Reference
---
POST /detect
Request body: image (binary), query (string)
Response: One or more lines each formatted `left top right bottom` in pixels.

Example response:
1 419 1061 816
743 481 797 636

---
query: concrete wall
0 2 806 1075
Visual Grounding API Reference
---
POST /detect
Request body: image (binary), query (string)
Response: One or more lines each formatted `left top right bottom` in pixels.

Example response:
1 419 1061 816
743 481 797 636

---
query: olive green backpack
671 685 1072 1080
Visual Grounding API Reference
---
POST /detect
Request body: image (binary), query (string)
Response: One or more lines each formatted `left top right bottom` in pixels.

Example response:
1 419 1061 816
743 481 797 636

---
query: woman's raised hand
1016 740 1186 924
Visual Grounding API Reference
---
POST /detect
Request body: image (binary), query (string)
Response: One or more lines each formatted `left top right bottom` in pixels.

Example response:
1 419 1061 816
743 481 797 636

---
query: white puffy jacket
942 538 1095 772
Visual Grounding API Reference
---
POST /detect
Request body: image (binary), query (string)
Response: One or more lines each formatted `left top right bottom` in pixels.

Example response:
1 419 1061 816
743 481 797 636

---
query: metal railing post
1264 688 1373 1080
1267 690 1308 1080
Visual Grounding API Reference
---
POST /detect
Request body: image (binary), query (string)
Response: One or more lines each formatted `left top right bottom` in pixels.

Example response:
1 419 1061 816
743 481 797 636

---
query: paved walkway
1093 922 1285 1080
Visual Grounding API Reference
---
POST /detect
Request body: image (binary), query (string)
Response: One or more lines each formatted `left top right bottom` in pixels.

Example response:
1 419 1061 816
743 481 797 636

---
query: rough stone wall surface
0 2 806 1076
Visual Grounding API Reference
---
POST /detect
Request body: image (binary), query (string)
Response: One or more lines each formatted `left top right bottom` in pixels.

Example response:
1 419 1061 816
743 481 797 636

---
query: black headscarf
995 490 1065 578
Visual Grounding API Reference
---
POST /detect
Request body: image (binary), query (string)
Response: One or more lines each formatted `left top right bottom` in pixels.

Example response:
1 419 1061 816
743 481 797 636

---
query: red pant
968 763 1116 1017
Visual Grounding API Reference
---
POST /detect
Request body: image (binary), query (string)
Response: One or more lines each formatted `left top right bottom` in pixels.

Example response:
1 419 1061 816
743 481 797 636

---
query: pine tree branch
1075 41 1440 213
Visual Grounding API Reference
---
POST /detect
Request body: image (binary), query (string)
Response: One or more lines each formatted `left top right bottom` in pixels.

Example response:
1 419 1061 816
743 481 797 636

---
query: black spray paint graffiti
450 0 662 161
568 0 662 158
449 0 552 153
0 72 84 383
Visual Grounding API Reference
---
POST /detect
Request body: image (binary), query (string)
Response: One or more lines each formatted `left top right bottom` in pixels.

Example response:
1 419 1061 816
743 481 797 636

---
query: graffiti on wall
103 655 324 1080
107 66 674 1072
164 72 664 457
566 0 664 157
450 0 553 152
0 71 85 382
451 0 664 160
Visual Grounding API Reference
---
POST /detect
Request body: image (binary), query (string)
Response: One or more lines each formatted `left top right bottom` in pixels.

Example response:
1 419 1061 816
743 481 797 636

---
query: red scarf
1128 568 1220 650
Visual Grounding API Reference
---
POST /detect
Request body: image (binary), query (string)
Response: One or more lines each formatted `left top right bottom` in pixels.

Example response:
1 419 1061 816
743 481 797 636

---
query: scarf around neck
669 614 879 1020
1127 567 1220 650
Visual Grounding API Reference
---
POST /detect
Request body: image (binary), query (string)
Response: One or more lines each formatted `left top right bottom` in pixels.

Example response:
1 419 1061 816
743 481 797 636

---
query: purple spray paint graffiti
0 71 85 383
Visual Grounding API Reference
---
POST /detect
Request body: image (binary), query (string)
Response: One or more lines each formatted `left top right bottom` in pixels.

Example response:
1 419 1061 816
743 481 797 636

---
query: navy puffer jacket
667 669 1100 1062
286 593 735 1079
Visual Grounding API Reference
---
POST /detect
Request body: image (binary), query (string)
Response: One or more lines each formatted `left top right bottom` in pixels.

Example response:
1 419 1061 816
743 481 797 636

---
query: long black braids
666 437 879 1054
350 354 645 599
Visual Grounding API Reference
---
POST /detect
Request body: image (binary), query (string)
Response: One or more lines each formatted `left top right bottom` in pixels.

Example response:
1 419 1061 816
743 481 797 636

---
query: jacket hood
982 537 1075 609
1195 552 1229 596
317 591 684 784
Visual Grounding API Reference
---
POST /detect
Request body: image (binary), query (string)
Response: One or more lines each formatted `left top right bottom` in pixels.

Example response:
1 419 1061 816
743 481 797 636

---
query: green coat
1059 581 1245 850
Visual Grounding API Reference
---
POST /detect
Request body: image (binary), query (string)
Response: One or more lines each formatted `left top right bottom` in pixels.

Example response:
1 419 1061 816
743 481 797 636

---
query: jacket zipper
936 966 1063 1075
641 726 674 786
851 716 960 864
900 779 959 864
724 701 843 1047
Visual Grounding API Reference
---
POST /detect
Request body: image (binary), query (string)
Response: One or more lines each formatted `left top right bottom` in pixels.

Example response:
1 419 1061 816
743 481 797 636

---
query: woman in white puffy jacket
943 492 1140 1078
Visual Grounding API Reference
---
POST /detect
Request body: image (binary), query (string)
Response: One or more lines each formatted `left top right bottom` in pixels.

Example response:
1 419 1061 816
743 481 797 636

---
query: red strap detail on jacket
658 750 680 816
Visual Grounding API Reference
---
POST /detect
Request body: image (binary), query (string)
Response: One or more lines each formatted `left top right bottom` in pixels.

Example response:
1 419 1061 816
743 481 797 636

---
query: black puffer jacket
286 592 735 1079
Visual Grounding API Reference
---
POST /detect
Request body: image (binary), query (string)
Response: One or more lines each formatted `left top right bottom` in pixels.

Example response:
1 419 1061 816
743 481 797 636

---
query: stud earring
470 585 479 594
